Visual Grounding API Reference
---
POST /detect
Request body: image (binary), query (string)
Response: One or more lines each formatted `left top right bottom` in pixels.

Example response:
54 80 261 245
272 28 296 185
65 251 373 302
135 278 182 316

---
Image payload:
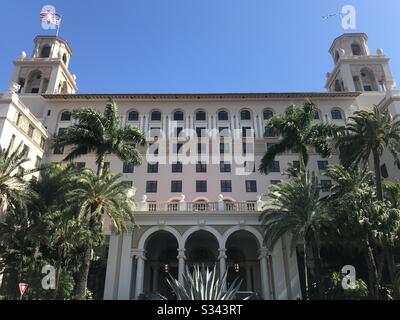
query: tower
9 35 77 95
325 33 396 92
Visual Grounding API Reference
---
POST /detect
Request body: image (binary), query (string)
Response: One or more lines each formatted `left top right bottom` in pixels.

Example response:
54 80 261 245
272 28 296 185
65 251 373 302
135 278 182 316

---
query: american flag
40 10 62 26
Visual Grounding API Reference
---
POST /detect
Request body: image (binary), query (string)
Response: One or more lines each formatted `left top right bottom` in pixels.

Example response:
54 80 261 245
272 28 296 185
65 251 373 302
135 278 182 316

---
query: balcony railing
138 201 259 213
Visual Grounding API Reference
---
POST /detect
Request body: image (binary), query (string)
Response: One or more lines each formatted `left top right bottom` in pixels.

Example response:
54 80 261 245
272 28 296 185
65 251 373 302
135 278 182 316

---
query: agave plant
167 264 241 300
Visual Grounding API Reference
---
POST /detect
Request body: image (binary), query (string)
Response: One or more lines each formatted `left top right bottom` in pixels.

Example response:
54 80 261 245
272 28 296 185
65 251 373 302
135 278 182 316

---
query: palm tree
52 99 146 176
336 106 400 201
259 171 331 299
0 142 34 213
67 168 136 300
167 265 242 300
259 101 337 174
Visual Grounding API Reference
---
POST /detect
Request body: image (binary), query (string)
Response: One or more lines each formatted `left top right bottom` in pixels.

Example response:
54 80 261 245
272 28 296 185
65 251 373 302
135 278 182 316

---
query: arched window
196 110 206 121
334 51 340 63
351 43 362 56
173 110 184 121
60 111 72 121
151 111 161 121
263 109 274 120
128 110 139 121
331 109 343 120
313 110 320 120
40 45 51 58
26 70 42 94
334 79 343 92
240 110 251 120
218 110 229 121
62 53 68 64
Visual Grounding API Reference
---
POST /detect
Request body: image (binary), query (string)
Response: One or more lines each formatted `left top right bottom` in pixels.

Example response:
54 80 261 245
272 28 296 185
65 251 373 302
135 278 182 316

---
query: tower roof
329 33 368 54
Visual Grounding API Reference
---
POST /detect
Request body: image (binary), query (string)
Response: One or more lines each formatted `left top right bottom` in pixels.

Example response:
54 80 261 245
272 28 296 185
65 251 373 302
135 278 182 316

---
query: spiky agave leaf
167 264 242 300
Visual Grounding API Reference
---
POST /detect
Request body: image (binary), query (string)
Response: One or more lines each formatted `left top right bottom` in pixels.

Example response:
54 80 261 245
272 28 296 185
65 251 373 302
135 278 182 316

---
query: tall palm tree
0 142 34 213
336 106 400 201
259 101 337 174
52 99 146 176
67 169 136 300
259 171 331 299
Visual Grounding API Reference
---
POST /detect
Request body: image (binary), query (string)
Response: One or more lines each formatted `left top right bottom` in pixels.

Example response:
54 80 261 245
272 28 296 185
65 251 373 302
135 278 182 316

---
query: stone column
103 233 120 300
253 116 259 138
258 116 264 138
117 229 133 300
258 247 271 300
133 249 146 299
218 248 227 291
177 248 186 284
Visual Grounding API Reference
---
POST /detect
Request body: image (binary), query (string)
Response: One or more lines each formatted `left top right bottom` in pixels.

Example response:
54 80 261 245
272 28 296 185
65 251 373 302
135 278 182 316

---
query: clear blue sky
1 0 399 93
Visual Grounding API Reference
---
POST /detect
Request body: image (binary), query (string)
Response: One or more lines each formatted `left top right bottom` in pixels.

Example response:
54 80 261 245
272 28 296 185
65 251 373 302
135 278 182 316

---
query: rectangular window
196 127 206 138
196 180 207 192
53 145 64 155
220 162 231 173
244 161 256 173
10 134 16 149
150 127 161 138
270 180 281 185
317 160 329 171
219 127 230 137
320 180 332 192
242 126 252 138
147 162 159 173
149 143 159 155
270 161 280 173
76 162 86 170
47 110 51 116
220 180 232 192
173 143 183 154
292 160 300 169
40 137 46 149
196 162 207 173
220 143 229 154
123 162 134 173
28 124 34 138
176 127 183 137
171 180 182 193
35 156 42 168
242 143 253 155
245 180 257 193
197 143 206 154
264 127 276 137
146 181 158 193
172 162 183 173
16 113 22 126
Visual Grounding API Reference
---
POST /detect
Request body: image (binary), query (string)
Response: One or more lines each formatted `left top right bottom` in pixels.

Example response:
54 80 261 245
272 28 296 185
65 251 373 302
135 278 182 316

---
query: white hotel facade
1 33 400 300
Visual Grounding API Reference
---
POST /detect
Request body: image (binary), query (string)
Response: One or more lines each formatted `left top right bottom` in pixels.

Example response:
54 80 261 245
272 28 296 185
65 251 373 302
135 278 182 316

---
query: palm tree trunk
385 245 397 286
74 245 92 300
96 154 105 176
372 149 383 201
364 235 379 299
303 241 309 300
311 237 324 299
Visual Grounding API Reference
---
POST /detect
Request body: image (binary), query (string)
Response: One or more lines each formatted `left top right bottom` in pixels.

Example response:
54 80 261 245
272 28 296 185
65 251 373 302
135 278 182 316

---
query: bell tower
325 33 396 92
9 35 77 95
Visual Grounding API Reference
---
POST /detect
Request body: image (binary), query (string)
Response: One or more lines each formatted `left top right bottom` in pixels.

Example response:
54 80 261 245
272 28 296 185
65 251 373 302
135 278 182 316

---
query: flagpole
56 15 62 37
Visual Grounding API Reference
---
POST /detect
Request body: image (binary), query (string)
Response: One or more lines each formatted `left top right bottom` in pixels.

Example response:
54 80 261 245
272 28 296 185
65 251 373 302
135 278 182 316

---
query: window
173 143 183 154
146 181 158 193
28 124 34 138
242 126 252 138
292 161 300 169
263 109 274 120
150 127 161 139
242 143 253 154
266 143 275 151
220 162 231 173
172 162 183 173
147 162 159 173
317 160 329 171
245 180 257 192
240 110 251 120
10 135 16 149
35 156 42 168
196 180 207 192
16 113 22 126
196 127 206 138
270 161 280 172
220 143 229 154
264 126 276 137
60 111 71 121
314 110 320 120
174 111 184 121
220 180 232 192
197 143 206 154
41 45 51 58
320 180 332 192
219 127 230 137
175 127 183 137
151 111 161 121
149 143 159 155
351 43 362 56
171 181 182 193
331 109 343 120
196 162 207 173
104 162 110 172
196 111 206 121
76 162 86 170
270 180 281 185
218 110 228 121
53 145 64 155
47 110 51 116
123 162 134 173
128 111 139 121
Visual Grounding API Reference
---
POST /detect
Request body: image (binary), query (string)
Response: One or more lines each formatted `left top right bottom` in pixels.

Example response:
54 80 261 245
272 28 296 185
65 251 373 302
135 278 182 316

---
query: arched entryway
225 230 262 293
143 231 179 299
185 230 219 268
